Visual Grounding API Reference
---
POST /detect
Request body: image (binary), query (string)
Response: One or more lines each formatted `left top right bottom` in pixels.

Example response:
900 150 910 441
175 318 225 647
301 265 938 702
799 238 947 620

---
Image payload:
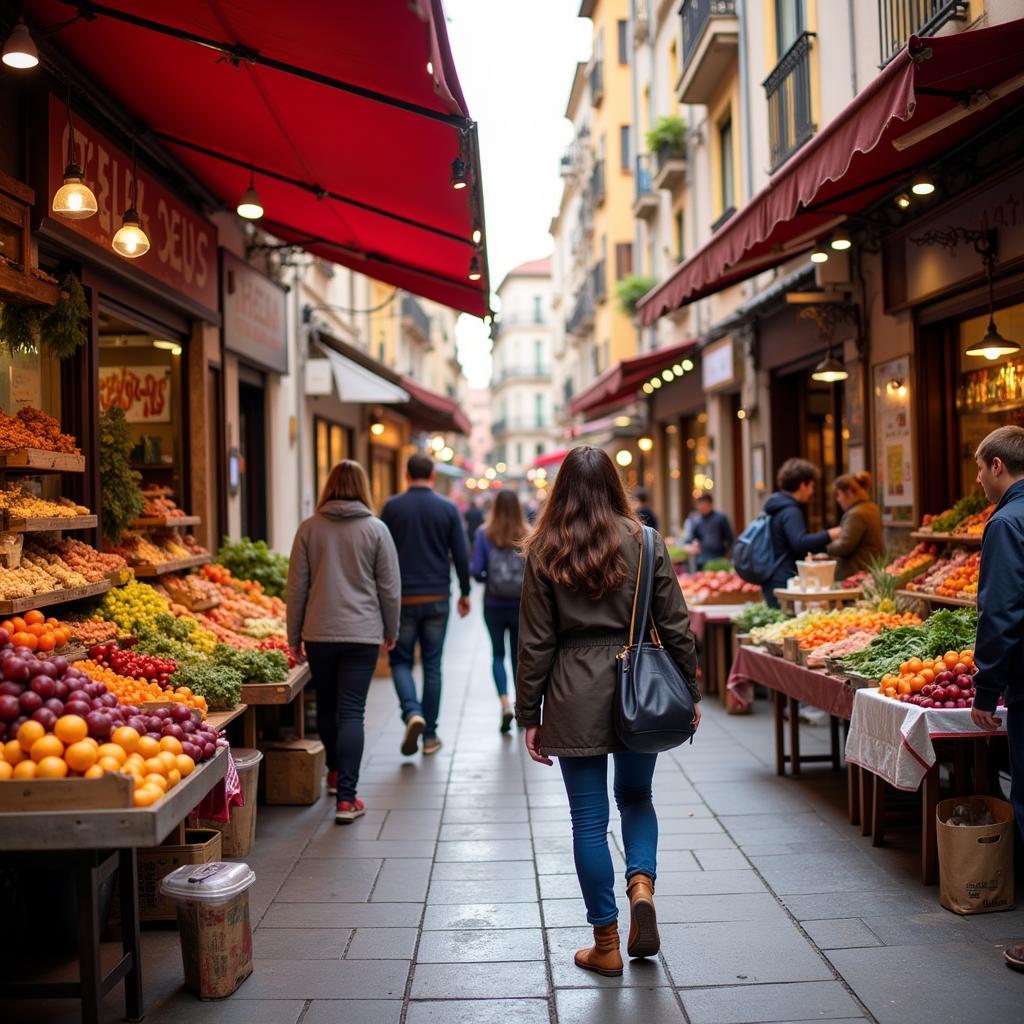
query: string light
830 233 852 251
810 247 829 264
911 175 935 196
615 450 633 467
681 359 693 371
638 437 653 452
370 422 385 436
894 193 911 209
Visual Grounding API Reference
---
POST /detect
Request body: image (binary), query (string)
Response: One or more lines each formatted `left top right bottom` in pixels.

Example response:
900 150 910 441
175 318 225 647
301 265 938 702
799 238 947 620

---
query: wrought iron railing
877 0 968 65
592 260 607 304
591 160 606 205
764 31 816 171
565 287 594 335
681 0 736 68
589 60 604 104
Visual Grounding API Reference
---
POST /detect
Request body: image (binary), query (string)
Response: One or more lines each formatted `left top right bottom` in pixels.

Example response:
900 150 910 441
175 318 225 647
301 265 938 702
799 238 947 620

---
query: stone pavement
9 601 1024 1024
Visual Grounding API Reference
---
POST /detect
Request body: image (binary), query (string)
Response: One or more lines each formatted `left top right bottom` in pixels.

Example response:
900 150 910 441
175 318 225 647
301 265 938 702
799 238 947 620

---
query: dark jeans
558 752 659 925
305 641 379 803
483 603 519 698
390 600 450 739
1007 703 1024 842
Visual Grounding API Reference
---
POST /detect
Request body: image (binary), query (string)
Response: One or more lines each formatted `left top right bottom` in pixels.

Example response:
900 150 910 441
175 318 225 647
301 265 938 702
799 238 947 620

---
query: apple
18 690 42 713
43 698 65 715
31 708 57 731
0 694 19 721
0 681 22 698
943 700 957 709
64 700 91 718
30 675 56 700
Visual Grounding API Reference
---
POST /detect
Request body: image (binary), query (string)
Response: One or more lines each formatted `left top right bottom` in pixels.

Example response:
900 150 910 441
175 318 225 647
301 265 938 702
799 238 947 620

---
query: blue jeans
558 752 659 926
305 641 379 803
483 603 519 697
390 600 450 739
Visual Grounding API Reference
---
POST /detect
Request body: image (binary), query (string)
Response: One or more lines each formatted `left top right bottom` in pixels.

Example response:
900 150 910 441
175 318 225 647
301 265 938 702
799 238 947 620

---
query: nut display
0 407 80 454
0 486 91 520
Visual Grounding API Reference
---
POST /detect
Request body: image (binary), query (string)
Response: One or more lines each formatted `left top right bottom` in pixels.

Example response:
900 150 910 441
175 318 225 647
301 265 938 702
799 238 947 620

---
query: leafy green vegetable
703 558 733 572
211 644 289 683
99 407 143 542
217 537 289 598
40 272 89 359
930 493 987 533
735 602 788 633
168 661 243 710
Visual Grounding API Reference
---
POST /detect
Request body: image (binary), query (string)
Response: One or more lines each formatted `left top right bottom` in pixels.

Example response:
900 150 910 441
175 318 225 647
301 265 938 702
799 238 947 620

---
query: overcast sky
445 0 592 387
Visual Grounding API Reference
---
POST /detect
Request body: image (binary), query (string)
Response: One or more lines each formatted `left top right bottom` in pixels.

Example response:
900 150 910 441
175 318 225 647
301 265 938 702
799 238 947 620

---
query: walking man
683 494 735 568
382 452 471 756
969 425 1024 972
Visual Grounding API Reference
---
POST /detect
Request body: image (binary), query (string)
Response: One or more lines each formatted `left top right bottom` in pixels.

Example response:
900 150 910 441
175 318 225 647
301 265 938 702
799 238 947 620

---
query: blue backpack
732 512 782 585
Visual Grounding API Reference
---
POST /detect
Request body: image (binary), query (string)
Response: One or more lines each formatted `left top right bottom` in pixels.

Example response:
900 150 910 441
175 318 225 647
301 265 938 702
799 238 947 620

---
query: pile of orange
878 649 975 698
77 660 207 716
935 553 980 599
0 716 196 806
795 610 921 651
1 610 72 652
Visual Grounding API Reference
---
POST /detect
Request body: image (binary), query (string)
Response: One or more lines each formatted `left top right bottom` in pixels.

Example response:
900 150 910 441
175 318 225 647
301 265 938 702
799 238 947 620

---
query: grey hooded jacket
286 500 401 648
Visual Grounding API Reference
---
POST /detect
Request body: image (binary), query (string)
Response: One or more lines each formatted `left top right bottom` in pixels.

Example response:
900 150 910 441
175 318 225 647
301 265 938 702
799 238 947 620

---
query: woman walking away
827 472 883 580
516 446 700 975
287 460 400 825
470 490 527 733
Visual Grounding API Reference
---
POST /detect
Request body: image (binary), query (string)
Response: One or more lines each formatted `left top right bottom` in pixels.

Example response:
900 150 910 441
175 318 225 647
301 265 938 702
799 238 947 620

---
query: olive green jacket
827 499 883 580
515 518 700 756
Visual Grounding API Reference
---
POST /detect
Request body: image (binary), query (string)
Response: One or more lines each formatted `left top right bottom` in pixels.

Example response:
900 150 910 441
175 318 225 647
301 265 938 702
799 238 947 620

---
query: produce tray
762 640 784 658
910 531 981 546
3 514 97 533
782 637 802 663
61 644 88 663
844 671 878 690
240 663 310 706
0 771 132 811
885 557 936 589
896 588 976 609
106 568 133 586
735 633 755 646
131 554 212 577
0 449 85 473
130 514 201 528
0 578 112 614
164 587 220 612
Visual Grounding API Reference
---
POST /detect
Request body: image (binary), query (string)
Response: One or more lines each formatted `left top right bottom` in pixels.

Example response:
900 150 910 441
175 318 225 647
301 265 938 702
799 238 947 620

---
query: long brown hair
522 445 639 599
318 460 374 514
835 471 871 503
484 490 527 550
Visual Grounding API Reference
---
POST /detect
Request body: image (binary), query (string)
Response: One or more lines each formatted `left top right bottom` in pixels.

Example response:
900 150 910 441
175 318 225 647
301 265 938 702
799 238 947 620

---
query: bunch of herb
930 493 987 534
41 272 89 359
211 643 289 683
168 661 243 710
217 536 289 598
99 406 143 541
1 302 40 355
735 602 788 633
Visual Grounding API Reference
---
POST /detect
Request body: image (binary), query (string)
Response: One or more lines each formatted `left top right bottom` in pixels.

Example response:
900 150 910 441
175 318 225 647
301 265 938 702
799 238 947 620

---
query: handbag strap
627 526 661 649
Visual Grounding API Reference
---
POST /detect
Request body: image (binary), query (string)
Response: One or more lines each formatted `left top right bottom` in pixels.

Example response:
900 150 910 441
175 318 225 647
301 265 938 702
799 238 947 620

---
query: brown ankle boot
626 873 660 958
574 922 623 976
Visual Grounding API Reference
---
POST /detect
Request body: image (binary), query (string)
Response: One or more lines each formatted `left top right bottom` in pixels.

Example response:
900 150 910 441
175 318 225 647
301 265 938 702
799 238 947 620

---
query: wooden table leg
922 764 940 885
859 768 871 837
773 690 785 776
294 690 305 740
243 706 257 749
829 714 841 772
119 848 143 1022
871 773 886 846
787 695 801 776
848 760 861 826
77 856 103 1024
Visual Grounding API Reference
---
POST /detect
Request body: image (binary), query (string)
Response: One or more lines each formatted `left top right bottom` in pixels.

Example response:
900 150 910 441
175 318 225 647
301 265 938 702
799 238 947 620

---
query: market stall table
845 688 1006 883
206 703 248 732
0 746 228 1024
687 604 749 700
773 587 862 613
239 663 311 748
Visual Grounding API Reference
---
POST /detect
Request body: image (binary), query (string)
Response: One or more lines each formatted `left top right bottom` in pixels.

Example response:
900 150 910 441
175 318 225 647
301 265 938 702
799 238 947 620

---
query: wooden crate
0 772 132 811
132 554 212 577
3 514 98 533
0 578 112 614
0 449 85 472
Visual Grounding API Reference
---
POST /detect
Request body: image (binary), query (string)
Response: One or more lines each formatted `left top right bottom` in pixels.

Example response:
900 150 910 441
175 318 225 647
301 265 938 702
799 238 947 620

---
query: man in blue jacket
969 425 1024 971
382 453 471 757
761 458 832 607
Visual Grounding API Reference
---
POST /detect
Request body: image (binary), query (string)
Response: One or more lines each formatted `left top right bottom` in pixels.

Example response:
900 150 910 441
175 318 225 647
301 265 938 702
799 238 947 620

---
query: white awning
319 344 409 404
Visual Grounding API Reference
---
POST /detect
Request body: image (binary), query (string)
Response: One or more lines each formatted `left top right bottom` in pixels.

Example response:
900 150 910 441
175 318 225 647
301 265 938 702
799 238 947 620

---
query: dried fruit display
140 493 186 518
884 543 939 577
0 486 91 520
0 407 80 454
952 505 995 537
162 573 220 607
906 549 979 600
109 531 209 567
64 617 122 646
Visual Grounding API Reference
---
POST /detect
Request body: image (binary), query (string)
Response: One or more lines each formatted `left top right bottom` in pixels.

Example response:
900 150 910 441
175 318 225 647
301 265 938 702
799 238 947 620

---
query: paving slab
253 927 352 959
301 1001 403 1024
405 999 550 1024
427 877 539 904
554 986 687 1022
234 959 410 1000
423 902 544 930
679 980 864 1023
347 928 420 960
545 927 674 988
800 919 883 950
416 927 545 963
410 961 549 999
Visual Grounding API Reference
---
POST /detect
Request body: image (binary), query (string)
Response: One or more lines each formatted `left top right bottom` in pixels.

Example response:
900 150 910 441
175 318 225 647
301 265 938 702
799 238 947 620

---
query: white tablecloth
844 687 1005 791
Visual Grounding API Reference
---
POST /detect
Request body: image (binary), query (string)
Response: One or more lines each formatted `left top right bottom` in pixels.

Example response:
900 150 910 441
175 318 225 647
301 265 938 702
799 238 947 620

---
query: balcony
878 0 969 65
401 294 431 341
652 137 687 191
565 287 595 335
589 59 604 106
491 417 550 437
633 154 658 219
592 260 607 305
591 160 606 207
764 31 816 172
493 365 553 387
571 202 594 254
676 0 738 106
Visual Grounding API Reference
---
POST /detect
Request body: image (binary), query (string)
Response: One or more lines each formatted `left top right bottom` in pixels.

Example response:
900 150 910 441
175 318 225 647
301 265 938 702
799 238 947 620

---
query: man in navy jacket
969 425 1024 972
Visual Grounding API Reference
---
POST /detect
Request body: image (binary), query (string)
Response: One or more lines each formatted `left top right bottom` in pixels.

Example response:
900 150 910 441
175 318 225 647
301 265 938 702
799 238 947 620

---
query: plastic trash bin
161 861 256 999
198 748 263 857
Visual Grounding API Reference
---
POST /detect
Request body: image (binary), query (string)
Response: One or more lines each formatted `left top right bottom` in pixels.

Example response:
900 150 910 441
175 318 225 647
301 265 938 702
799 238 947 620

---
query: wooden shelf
0 449 85 473
3 514 97 534
240 663 310 706
206 704 248 731
130 514 200 528
0 578 112 614
910 531 982 546
131 553 211 577
897 588 977 609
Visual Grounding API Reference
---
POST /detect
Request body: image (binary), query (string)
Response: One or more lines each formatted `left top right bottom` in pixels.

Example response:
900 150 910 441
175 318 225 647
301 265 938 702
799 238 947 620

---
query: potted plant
616 274 657 318
645 115 687 169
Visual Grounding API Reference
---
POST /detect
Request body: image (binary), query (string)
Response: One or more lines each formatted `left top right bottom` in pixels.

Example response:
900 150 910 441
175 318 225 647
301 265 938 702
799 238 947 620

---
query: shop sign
886 165 1024 310
47 94 217 314
873 356 915 525
221 250 288 374
701 338 736 391
98 366 172 423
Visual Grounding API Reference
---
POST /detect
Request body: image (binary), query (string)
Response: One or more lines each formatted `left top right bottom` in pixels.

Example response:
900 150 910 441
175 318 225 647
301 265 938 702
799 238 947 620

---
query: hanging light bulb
895 192 911 210
911 175 935 196
637 436 653 452
811 354 848 383
681 359 693 372
472 224 482 245
52 91 97 220
810 247 829 264
965 240 1020 360
615 450 633 467
830 233 852 251
468 253 481 281
642 382 654 395
450 156 468 190
661 368 674 382
236 170 264 220
2 18 38 69
112 139 150 258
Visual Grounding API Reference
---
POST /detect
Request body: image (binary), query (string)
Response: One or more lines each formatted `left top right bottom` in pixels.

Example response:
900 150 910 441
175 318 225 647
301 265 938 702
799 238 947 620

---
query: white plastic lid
160 861 256 903
231 748 264 769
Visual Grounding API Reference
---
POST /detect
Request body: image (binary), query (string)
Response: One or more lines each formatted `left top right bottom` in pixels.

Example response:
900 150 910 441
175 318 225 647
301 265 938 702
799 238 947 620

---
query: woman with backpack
471 489 527 732
516 446 700 976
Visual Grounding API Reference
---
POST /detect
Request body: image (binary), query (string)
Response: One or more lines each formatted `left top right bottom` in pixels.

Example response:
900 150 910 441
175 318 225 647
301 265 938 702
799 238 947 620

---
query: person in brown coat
516 446 700 976
827 472 883 580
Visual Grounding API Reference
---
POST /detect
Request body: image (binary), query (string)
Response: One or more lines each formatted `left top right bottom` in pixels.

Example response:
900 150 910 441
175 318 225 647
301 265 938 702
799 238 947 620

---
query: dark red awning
400 376 472 435
531 447 571 469
28 0 490 317
570 338 698 418
639 20 1024 324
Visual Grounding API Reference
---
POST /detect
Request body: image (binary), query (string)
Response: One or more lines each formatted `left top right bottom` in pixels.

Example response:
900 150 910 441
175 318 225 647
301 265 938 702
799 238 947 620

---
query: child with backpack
471 489 528 732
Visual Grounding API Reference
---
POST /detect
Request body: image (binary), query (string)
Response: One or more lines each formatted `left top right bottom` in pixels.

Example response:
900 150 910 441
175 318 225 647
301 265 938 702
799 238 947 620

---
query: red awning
638 21 1024 324
570 338 698 418
400 377 472 435
28 0 490 317
531 447 571 469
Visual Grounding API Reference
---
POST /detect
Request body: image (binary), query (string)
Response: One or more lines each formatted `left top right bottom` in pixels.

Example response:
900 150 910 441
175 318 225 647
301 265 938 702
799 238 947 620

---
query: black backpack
485 545 525 601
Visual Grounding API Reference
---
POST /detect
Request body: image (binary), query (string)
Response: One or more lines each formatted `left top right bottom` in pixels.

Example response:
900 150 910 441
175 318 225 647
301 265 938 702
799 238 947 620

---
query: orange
54 715 89 745
136 736 160 759
166 768 181 788
30 734 64 762
143 773 168 792
133 785 162 808
23 610 44 626
158 736 183 755
1 620 13 634
157 751 178 773
37 634 55 653
65 741 99 773
36 756 68 778
83 764 105 780
12 759 36 779
17 720 45 752
175 754 195 777
97 743 126 765
3 740 25 765
897 679 913 696
112 726 141 753
97 755 124 773
10 616 26 632
12 632 37 652
144 757 168 776
0 761 11 780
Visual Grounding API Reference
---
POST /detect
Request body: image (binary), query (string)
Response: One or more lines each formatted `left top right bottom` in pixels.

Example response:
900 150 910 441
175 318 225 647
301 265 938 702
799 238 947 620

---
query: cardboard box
137 828 223 922
260 738 325 805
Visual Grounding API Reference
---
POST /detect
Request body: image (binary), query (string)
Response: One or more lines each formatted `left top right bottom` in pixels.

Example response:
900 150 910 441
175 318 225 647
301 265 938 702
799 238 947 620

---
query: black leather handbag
615 526 697 752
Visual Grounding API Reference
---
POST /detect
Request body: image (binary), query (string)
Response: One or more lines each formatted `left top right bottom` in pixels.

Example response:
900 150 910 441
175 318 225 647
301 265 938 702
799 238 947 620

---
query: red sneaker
335 798 365 824
326 770 338 796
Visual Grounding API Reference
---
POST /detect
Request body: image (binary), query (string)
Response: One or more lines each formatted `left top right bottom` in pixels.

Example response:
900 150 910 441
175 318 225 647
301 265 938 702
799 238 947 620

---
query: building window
718 115 735 214
536 442 545 458
617 19 628 64
533 295 543 322
675 210 685 263
534 339 544 373
314 417 353 501
775 0 804 56
516 442 523 466
620 125 631 172
615 242 633 280
534 393 544 427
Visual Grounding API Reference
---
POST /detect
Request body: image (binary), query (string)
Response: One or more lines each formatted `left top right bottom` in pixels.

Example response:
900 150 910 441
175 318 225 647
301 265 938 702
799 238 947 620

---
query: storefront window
314 416 353 502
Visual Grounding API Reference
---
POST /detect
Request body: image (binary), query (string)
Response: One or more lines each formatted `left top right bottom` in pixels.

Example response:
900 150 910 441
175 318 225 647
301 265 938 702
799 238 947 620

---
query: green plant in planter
616 274 657 317
645 115 687 157
99 406 143 542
